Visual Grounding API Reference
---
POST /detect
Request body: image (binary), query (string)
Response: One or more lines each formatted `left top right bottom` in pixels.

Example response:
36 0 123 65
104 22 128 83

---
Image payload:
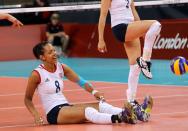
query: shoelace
131 101 145 117
140 59 152 73
138 58 148 69
130 101 141 112
146 62 152 72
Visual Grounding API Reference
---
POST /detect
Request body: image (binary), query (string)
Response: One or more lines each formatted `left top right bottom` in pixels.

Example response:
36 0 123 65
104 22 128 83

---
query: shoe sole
136 57 152 79
144 96 153 114
141 96 153 122
132 96 153 122
124 102 137 124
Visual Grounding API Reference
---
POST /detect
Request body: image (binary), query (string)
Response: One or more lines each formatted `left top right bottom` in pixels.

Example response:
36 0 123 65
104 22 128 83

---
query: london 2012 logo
153 33 188 49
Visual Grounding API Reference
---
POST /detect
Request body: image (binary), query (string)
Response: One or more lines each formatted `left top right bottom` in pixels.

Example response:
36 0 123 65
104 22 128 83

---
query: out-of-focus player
0 13 23 27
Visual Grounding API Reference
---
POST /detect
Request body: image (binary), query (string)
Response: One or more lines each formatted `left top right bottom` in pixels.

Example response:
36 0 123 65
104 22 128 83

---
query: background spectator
33 0 50 23
33 0 49 7
46 13 70 57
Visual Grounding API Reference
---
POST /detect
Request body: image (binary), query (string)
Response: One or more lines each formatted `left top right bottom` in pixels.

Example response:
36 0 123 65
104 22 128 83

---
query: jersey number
126 0 129 8
55 80 60 93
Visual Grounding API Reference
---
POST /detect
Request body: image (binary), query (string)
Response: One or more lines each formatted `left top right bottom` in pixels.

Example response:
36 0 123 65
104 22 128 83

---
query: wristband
78 76 93 89
77 76 87 88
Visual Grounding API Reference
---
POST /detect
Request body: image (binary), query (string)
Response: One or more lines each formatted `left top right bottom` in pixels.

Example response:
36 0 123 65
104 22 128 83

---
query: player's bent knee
146 20 161 38
85 107 97 122
154 20 161 28
151 21 161 34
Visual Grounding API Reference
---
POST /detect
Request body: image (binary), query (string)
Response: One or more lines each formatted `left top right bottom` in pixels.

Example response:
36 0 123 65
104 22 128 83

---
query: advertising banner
152 20 188 59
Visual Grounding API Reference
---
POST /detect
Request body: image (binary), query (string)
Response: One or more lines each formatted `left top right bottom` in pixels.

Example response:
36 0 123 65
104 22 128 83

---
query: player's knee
129 60 137 66
151 20 161 34
154 20 161 26
154 20 161 28
147 20 161 37
85 107 97 121
128 58 140 66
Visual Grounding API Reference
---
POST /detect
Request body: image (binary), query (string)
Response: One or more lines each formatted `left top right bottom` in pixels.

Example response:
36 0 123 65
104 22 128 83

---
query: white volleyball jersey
109 0 134 27
34 62 68 114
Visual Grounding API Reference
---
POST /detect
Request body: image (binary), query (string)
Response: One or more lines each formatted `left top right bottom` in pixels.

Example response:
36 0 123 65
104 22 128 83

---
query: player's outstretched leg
130 96 153 122
85 102 137 124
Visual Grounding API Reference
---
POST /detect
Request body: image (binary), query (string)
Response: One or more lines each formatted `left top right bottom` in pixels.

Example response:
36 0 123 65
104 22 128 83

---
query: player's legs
57 102 137 124
98 101 123 114
124 38 141 65
125 20 161 79
125 20 156 41
124 38 141 102
57 103 98 124
124 39 154 122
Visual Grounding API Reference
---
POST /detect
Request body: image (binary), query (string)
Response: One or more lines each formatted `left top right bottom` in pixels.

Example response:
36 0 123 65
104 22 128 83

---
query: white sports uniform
109 0 134 27
34 62 68 114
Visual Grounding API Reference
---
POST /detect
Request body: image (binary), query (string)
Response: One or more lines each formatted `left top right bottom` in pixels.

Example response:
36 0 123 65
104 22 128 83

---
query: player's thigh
124 38 141 65
57 102 99 124
125 20 156 42
74 102 99 110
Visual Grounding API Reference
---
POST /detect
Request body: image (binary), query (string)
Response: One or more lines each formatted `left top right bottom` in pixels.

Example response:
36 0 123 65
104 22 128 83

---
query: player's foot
119 102 137 124
136 57 152 79
130 96 153 122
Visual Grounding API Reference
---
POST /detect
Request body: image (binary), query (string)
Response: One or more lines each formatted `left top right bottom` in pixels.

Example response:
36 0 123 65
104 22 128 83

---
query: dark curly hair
33 42 49 59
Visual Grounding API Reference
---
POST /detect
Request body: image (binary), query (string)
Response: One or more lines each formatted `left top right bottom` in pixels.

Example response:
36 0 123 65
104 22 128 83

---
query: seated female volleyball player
24 42 138 125
98 0 156 121
0 13 23 27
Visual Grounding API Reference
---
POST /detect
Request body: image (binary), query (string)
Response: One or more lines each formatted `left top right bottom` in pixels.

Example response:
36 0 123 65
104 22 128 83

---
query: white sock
99 101 123 114
85 107 113 124
143 21 161 61
127 64 141 102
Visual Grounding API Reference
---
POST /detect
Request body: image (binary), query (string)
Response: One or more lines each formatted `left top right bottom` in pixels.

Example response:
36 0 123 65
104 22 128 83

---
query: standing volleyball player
0 13 23 27
25 42 138 125
98 0 160 121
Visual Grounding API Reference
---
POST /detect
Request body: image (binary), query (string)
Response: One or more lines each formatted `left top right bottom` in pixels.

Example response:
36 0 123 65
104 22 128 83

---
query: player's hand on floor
98 40 107 53
34 116 45 126
94 92 105 101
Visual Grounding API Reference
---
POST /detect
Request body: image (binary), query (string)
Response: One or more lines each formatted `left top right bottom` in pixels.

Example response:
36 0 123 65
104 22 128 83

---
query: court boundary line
0 82 188 97
1 94 188 110
0 110 188 129
0 124 34 129
153 111 188 116
0 84 125 97
92 80 188 88
1 76 188 87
